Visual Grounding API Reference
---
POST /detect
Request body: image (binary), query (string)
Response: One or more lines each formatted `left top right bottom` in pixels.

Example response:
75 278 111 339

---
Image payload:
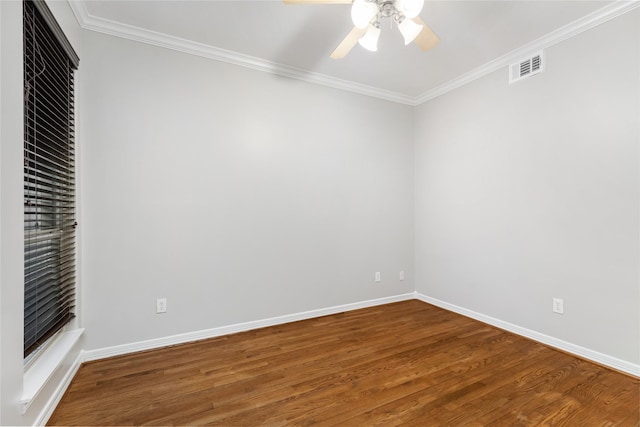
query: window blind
23 0 79 357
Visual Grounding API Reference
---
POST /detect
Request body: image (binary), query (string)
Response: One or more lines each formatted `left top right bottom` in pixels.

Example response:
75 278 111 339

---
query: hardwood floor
49 300 639 426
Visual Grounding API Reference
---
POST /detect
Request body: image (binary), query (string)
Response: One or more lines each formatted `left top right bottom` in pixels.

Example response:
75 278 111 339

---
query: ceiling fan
284 0 440 59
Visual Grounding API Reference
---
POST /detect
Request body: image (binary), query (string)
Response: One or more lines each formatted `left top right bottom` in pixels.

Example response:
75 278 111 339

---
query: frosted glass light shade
396 0 424 19
351 0 378 29
358 25 381 52
398 18 423 45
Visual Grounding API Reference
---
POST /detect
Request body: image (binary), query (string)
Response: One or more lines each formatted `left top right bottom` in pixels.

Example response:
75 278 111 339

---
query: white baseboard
82 293 415 362
35 351 84 426
414 292 640 377
37 291 637 426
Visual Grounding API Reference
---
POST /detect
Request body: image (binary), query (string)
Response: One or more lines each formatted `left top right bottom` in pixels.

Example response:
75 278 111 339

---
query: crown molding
414 0 640 105
69 0 638 107
67 0 415 105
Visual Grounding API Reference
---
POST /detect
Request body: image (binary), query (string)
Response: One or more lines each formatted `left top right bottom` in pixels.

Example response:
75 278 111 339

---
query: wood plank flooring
49 300 639 426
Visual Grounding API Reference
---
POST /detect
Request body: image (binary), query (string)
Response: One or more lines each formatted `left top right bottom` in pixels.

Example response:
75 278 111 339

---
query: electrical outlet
156 297 167 314
375 272 381 282
399 270 405 281
552 297 563 314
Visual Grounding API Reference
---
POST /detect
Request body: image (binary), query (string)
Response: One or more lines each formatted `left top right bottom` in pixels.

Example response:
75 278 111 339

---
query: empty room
0 0 638 425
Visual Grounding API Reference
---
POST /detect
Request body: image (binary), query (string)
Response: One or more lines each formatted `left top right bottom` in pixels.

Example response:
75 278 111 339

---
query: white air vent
509 51 544 84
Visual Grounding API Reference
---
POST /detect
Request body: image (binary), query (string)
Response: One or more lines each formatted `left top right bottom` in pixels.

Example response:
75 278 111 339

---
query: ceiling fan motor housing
355 0 424 26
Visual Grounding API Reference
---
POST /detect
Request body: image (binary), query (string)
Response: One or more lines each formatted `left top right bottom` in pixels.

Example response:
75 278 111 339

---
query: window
23 0 79 358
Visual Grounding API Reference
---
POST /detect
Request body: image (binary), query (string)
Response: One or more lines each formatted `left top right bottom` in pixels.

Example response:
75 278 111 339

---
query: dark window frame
23 0 79 358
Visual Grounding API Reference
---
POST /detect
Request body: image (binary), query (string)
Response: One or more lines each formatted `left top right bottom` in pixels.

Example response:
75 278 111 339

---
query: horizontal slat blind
24 0 78 357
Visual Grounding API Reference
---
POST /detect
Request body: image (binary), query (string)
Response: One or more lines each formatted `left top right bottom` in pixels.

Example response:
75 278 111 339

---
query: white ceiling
79 0 614 100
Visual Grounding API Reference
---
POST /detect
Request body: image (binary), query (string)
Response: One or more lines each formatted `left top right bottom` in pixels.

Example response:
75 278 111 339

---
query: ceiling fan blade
330 26 368 59
412 17 440 52
284 0 351 4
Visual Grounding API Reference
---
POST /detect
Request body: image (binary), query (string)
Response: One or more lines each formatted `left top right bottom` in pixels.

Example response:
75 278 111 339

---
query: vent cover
509 51 544 84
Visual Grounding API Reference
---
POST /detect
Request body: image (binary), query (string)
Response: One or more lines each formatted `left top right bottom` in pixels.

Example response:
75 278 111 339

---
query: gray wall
414 10 639 364
79 31 415 351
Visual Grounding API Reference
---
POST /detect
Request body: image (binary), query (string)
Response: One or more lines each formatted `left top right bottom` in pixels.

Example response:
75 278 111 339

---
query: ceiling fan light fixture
358 24 381 52
284 0 439 59
351 0 379 29
398 17 423 45
396 0 424 19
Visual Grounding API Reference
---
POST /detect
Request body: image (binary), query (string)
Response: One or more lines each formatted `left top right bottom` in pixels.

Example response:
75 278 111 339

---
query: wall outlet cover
156 297 167 314
552 297 564 314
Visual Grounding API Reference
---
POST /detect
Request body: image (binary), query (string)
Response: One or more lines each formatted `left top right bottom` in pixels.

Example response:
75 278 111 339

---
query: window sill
20 328 84 413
